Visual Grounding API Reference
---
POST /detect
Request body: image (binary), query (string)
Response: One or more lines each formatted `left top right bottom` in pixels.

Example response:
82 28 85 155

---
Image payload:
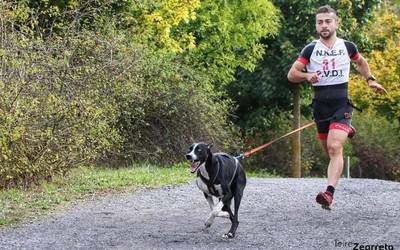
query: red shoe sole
316 193 332 210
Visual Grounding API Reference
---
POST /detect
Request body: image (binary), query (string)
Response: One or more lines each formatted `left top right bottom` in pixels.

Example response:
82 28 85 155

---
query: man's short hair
316 5 337 19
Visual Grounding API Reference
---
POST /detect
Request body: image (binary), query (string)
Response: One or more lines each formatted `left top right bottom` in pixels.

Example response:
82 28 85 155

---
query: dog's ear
207 143 214 149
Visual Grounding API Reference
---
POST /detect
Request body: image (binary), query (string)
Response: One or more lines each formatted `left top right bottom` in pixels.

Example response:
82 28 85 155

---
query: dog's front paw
216 211 229 218
222 232 234 238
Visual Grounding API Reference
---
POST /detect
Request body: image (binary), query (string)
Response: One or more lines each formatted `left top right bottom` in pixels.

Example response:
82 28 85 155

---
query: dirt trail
1 178 399 250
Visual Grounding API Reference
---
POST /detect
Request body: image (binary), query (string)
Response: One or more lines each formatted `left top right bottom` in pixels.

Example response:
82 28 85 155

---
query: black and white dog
185 142 246 238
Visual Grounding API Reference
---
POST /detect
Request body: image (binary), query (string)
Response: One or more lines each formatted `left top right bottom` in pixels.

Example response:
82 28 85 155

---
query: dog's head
185 142 213 173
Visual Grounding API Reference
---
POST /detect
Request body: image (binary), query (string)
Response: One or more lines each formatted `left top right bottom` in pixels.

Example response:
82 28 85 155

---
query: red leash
235 121 315 160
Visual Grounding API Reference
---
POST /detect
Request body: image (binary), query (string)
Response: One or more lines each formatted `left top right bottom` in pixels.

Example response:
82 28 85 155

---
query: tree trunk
291 86 301 177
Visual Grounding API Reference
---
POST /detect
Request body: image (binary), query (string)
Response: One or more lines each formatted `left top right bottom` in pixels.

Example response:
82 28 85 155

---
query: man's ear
207 143 214 149
335 17 340 27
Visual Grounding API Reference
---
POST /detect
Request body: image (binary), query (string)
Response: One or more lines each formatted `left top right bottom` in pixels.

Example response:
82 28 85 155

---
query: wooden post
291 86 301 177
346 156 350 178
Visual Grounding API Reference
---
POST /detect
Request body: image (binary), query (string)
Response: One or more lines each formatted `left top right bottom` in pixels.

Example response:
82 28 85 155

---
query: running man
287 5 387 209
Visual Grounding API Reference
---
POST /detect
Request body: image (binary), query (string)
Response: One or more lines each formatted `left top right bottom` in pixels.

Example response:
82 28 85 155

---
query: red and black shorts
312 98 353 140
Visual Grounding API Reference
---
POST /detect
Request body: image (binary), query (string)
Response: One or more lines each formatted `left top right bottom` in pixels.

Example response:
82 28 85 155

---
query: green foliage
5 0 114 34
184 0 280 85
350 7 400 122
241 112 293 175
120 0 280 85
348 6 400 181
111 48 240 165
391 0 400 14
0 2 242 188
351 112 400 181
133 0 200 52
0 14 120 188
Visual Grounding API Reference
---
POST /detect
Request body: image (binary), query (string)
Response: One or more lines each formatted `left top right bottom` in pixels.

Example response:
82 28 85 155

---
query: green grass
0 162 277 227
0 163 193 227
246 169 280 178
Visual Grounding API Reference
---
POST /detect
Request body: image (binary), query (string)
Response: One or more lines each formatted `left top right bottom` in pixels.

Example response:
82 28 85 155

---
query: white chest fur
198 164 209 179
196 177 223 198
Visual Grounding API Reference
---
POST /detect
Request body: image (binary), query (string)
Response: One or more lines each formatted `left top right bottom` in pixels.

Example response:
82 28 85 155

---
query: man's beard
319 30 334 39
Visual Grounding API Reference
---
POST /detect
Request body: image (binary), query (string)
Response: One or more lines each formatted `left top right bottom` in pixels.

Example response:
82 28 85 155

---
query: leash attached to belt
235 121 315 160
313 98 363 123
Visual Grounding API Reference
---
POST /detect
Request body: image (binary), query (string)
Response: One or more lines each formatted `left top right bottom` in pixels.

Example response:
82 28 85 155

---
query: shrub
350 112 400 181
0 5 240 188
241 112 293 176
0 22 120 188
110 49 241 165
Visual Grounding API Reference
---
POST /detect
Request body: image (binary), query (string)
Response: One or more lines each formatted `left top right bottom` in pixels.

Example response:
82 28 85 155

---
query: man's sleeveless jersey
297 38 360 86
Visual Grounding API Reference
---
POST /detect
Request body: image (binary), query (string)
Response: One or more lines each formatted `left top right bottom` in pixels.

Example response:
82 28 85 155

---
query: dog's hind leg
204 200 223 228
215 191 237 238
224 179 246 238
221 197 236 238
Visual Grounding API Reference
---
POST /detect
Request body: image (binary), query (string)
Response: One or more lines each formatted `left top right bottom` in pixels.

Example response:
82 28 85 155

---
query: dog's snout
185 154 192 160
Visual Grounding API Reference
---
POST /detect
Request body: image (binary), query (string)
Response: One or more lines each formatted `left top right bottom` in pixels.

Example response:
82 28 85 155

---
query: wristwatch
366 75 376 82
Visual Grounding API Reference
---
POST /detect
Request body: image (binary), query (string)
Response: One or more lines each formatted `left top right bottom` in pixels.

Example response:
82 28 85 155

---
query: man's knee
327 141 343 156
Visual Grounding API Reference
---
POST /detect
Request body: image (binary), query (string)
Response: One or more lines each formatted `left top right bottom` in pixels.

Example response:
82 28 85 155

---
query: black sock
326 185 335 195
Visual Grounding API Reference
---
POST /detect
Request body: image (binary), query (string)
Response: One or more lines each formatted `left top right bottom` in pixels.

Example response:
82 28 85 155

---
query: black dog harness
199 154 239 196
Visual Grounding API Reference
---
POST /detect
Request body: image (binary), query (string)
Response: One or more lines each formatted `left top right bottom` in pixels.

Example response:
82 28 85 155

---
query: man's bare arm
287 61 320 84
353 55 387 93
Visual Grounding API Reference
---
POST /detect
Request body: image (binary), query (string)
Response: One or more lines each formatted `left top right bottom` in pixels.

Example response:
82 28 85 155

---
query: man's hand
306 72 321 84
368 81 388 94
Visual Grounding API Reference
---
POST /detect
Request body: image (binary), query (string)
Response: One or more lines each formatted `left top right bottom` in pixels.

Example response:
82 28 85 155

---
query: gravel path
1 178 399 250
